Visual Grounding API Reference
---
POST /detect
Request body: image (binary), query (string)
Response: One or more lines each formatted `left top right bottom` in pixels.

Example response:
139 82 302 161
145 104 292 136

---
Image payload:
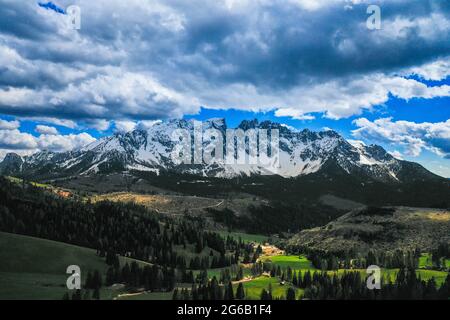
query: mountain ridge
0 118 445 184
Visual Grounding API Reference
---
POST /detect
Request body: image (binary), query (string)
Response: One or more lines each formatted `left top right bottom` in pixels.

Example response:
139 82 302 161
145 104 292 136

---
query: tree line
0 178 256 272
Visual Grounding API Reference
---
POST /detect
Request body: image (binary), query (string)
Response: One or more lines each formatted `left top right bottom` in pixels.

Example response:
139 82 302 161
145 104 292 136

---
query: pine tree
172 288 179 300
83 290 91 300
286 287 296 300
106 267 115 286
236 283 245 300
71 290 82 300
292 271 298 286
260 289 270 300
93 270 103 289
85 271 93 289
93 288 100 300
227 281 234 300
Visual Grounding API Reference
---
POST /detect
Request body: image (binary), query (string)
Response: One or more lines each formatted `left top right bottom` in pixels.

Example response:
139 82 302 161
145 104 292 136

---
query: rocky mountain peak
0 118 441 183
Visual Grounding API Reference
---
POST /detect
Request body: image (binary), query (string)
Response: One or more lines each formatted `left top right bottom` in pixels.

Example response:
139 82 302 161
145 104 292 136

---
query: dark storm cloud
129 0 450 88
0 0 449 123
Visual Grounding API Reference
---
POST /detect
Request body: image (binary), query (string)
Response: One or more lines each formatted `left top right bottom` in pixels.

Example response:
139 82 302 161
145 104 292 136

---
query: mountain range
0 118 443 182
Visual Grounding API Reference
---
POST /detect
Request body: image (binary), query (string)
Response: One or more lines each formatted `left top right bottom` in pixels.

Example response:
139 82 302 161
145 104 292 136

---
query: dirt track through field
154 200 224 215
92 192 225 216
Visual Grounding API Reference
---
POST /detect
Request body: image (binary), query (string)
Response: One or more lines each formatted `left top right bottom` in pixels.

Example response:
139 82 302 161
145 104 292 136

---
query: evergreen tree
83 290 91 300
93 288 100 300
71 290 82 300
260 289 270 300
236 283 245 300
286 287 296 300
227 281 234 300
172 288 179 300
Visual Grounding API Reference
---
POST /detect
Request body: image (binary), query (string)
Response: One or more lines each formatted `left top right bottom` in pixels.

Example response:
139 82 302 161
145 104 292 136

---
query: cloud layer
0 119 95 159
352 117 450 158
0 0 448 126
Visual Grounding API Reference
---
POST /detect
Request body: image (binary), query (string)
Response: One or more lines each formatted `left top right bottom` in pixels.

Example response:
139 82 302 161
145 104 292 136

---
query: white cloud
37 133 96 152
0 68 200 121
275 109 315 120
137 120 163 130
406 58 450 81
199 74 450 120
24 118 78 129
35 125 58 135
0 129 37 150
115 120 164 132
0 119 20 130
388 150 403 160
82 119 111 132
114 120 137 133
352 118 450 157
0 126 96 155
287 0 361 11
347 139 366 148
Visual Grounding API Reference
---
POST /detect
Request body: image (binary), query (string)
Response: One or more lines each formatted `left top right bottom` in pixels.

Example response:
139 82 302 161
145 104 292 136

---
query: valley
0 175 449 300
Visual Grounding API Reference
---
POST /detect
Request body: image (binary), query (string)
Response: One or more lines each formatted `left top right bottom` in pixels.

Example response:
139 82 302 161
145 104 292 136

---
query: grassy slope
261 255 315 270
0 232 109 275
419 253 450 269
238 254 449 299
2 231 446 300
0 232 149 300
234 276 303 300
288 207 450 255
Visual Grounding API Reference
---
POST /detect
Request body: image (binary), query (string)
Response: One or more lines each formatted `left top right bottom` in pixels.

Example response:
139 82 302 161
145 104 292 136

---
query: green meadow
0 232 148 300
234 276 303 300
235 254 449 299
261 255 316 270
1 233 448 300
419 253 449 269
262 255 448 285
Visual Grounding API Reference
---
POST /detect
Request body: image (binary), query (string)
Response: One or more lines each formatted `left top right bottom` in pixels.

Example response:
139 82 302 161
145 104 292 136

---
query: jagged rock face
0 153 23 175
0 118 442 182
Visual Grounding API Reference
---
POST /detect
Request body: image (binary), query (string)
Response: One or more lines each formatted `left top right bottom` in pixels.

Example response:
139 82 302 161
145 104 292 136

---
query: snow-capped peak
0 119 410 182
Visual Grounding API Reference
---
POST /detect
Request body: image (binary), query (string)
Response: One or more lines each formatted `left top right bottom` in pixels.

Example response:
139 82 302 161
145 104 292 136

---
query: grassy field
261 255 316 270
0 232 109 275
6 176 50 189
91 192 224 215
321 269 448 286
419 253 449 269
258 255 449 286
234 276 303 300
216 231 268 244
1 233 447 300
0 232 148 300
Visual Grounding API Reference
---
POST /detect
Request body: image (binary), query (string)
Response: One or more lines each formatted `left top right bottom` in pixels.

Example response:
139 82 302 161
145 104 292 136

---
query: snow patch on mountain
0 119 419 182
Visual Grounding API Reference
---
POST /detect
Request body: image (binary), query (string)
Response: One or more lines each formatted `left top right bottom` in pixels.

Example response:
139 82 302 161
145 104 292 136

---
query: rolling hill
0 232 148 300
287 207 450 256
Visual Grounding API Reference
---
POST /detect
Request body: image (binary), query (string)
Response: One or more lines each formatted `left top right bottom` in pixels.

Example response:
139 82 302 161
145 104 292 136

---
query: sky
0 0 449 176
